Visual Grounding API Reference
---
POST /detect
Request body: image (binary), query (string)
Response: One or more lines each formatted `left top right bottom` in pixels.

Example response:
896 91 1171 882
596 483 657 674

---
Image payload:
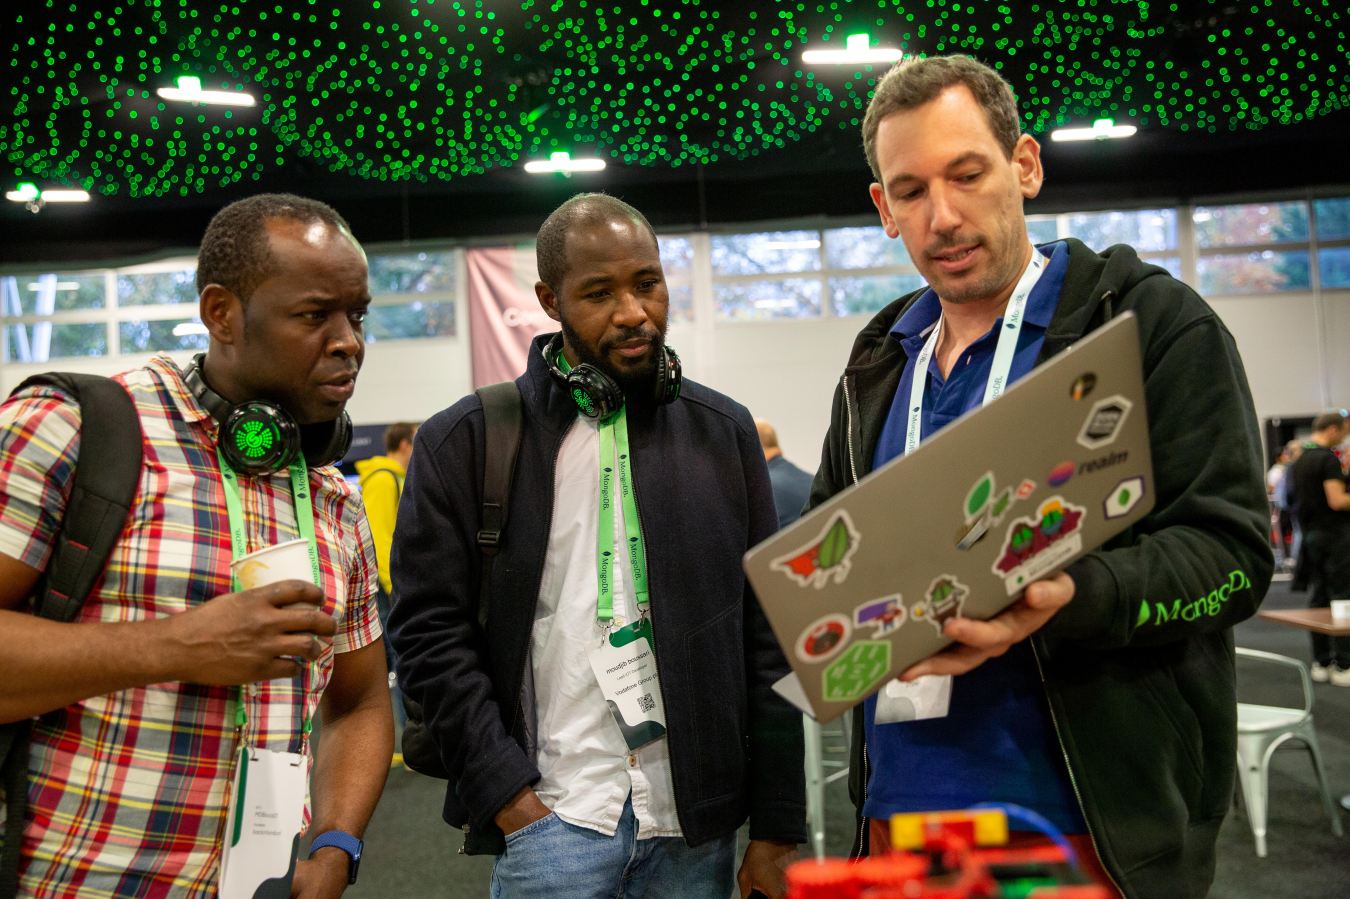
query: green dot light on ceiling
2 0 1347 197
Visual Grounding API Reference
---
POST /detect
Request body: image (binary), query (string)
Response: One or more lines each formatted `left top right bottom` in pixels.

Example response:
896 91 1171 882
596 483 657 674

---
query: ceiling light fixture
1049 118 1138 142
5 183 90 205
802 33 904 66
523 151 606 174
157 75 257 107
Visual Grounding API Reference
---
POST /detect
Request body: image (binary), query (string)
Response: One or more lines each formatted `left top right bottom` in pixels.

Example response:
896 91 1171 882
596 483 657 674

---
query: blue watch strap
308 830 363 884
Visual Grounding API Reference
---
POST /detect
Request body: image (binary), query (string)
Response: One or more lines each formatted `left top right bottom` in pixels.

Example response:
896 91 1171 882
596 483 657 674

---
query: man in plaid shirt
0 194 392 897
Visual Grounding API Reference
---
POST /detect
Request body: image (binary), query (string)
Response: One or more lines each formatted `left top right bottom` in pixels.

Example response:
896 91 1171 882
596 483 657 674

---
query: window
117 269 196 307
716 278 821 321
1196 251 1313 295
711 231 821 276
1313 197 1350 241
368 250 457 294
119 319 210 354
365 302 457 341
2 273 106 316
363 249 459 341
4 322 107 362
1194 201 1310 248
1064 210 1177 253
658 236 694 323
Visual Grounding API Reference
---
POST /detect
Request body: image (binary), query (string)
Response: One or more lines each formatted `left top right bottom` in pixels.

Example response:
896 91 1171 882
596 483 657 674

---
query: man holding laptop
807 55 1272 898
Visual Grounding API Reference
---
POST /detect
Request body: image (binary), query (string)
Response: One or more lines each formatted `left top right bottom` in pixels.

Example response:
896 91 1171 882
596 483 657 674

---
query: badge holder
588 616 667 750
218 742 307 899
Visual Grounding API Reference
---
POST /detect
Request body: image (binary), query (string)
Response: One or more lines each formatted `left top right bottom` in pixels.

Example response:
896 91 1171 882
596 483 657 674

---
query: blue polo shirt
863 241 1087 834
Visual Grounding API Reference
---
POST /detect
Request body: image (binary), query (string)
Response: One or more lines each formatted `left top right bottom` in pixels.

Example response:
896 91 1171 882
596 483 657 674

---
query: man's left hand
900 572 1075 680
290 850 349 899
737 839 797 899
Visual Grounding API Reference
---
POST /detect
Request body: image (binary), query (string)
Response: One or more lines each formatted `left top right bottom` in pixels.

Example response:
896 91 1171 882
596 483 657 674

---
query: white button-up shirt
529 414 682 839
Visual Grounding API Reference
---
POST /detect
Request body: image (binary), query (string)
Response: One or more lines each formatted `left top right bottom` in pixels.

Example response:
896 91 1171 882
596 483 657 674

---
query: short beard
559 319 663 405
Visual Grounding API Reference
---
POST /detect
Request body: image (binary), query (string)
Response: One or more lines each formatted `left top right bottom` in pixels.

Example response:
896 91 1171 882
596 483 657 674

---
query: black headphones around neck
184 354 352 476
543 333 681 420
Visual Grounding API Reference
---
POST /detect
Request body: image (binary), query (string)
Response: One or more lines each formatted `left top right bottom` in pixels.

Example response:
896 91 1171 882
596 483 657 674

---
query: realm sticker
795 613 851 663
1104 475 1146 519
912 575 970 635
964 471 996 523
771 511 861 589
854 595 907 636
1071 373 1097 401
1048 461 1076 487
822 641 892 703
993 497 1086 595
1016 479 1037 499
1077 395 1133 451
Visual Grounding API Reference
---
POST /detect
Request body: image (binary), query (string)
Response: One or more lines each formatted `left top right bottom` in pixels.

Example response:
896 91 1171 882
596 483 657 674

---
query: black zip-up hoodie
809 240 1272 899
389 334 806 855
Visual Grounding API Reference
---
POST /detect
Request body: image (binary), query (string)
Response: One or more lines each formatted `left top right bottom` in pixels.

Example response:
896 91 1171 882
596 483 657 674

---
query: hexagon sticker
1104 476 1146 520
822 640 891 704
1077 395 1133 451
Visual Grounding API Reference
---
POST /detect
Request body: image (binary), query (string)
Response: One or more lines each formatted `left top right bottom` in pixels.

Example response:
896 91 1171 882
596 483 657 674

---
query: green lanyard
556 353 651 623
217 447 322 744
597 408 650 623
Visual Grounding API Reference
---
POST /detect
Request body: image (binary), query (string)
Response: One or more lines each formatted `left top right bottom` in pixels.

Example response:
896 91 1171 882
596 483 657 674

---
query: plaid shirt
0 356 380 898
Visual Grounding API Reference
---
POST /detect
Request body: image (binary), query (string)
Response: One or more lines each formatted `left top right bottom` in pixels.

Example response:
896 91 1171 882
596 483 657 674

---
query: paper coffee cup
1332 600 1350 623
231 538 313 590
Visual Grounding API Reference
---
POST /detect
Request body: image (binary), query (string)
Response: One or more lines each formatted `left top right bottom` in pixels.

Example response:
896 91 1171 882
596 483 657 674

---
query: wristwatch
308 830 363 884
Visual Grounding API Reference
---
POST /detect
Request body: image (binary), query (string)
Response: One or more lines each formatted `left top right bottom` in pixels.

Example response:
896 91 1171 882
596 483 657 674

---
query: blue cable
970 802 1078 867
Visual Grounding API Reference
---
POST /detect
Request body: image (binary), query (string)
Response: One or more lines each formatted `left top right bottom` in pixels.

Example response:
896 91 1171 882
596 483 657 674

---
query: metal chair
1234 646 1344 857
802 713 852 859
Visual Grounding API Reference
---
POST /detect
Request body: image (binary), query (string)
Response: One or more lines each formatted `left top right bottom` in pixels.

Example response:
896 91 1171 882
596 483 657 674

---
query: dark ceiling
3 1 1348 265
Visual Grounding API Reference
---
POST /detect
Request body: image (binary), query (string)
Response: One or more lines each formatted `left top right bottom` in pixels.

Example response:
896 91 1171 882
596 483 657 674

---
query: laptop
744 311 1154 722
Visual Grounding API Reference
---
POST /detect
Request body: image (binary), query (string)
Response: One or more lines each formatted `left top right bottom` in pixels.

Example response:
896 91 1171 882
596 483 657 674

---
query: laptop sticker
854 595 907 636
795 613 851 663
1104 476 1146 519
912 575 970 634
1077 395 1133 450
993 497 1086 594
822 641 891 703
1048 461 1075 487
771 511 860 589
964 471 996 523
989 487 1015 526
1016 478 1037 499
1071 372 1097 401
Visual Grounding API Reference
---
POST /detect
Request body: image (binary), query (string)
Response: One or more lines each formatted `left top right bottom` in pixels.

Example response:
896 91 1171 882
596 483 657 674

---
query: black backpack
0 374 142 899
399 381 523 779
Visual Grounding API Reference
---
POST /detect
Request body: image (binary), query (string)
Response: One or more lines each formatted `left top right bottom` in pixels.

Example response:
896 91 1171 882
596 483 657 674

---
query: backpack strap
0 373 141 898
14 374 143 623
473 381 523 629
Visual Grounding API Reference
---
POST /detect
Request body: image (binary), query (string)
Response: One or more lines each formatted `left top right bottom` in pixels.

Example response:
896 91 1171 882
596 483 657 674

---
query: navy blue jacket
388 335 806 854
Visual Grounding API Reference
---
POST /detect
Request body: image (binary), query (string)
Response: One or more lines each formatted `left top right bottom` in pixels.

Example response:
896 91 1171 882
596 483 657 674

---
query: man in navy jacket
389 193 804 899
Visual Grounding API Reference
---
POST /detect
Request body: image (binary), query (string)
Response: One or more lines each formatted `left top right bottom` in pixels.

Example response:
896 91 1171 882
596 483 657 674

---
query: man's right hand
493 787 552 836
159 579 336 685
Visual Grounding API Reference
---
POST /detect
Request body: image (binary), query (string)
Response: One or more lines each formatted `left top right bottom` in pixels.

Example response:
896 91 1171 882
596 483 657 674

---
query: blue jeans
490 798 735 899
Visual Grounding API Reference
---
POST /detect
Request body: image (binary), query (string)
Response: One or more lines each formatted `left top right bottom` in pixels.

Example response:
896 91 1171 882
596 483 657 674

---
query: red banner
465 245 555 387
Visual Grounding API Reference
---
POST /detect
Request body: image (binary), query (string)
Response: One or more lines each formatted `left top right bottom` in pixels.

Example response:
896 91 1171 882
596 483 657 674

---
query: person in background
357 420 418 727
755 418 815 530
808 55 1271 899
1287 409 1350 684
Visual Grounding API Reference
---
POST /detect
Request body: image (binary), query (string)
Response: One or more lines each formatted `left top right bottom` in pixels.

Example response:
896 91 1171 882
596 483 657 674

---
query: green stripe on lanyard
217 447 321 744
596 408 650 624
